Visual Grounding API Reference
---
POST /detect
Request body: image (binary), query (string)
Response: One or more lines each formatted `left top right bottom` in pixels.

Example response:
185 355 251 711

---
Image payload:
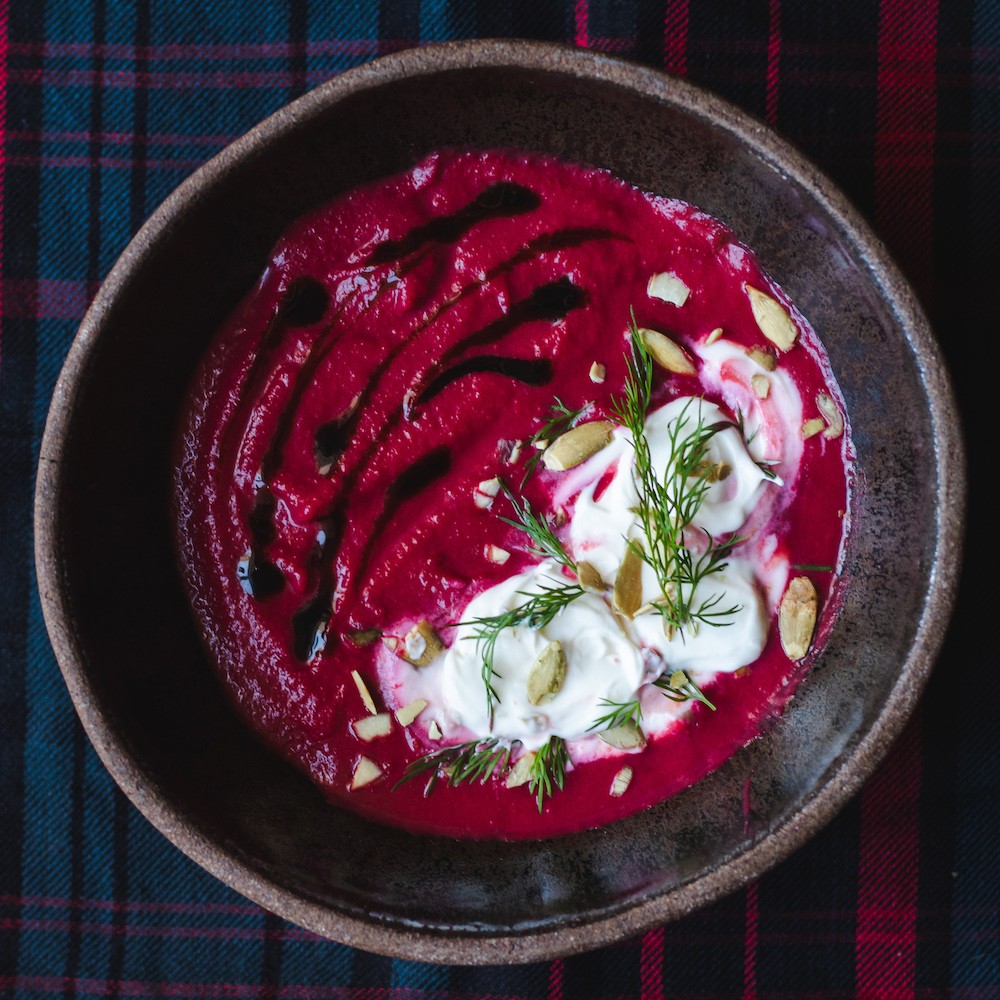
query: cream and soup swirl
173 148 854 839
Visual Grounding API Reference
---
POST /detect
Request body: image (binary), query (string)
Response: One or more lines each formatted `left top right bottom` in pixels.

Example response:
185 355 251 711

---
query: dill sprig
458 581 585 726
611 320 743 636
498 484 577 571
393 737 514 796
588 698 642 732
521 397 589 485
529 737 569 811
653 670 716 710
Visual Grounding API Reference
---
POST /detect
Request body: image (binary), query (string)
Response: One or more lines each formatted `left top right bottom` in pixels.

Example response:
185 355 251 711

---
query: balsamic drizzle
226 183 618 661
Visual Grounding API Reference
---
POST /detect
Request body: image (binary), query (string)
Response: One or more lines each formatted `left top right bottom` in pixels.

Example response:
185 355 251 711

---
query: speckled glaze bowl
34 40 964 964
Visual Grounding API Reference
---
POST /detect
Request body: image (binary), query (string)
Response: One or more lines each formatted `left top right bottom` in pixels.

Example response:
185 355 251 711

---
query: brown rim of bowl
34 38 966 965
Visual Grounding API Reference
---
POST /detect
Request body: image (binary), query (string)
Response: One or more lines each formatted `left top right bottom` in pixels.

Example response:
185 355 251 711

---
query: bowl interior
36 44 959 963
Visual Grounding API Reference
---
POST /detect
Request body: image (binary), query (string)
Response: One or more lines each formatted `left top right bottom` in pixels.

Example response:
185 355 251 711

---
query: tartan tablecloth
0 1 993 996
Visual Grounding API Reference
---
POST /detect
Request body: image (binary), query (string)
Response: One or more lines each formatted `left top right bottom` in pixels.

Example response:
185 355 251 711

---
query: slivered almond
485 544 510 564
705 327 724 345
401 620 445 667
394 698 427 727
802 417 825 440
610 766 633 797
577 560 605 593
428 720 443 740
350 756 382 790
506 751 536 788
816 392 844 439
526 641 567 706
647 271 691 306
542 421 615 471
352 713 392 742
589 361 606 383
779 576 818 661
746 285 798 351
351 670 377 715
599 721 646 750
751 373 771 399
638 327 696 375
746 346 777 371
613 543 644 619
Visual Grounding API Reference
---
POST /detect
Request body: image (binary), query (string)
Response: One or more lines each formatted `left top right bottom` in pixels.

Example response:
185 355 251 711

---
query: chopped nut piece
352 712 392 742
599 721 647 750
394 698 428 727
802 417 825 439
427 720 443 740
508 440 523 463
526 641 568 706
381 635 399 653
647 271 691 306
473 476 501 509
746 346 777 371
589 361 606 383
705 326 724 345
613 543 644 619
746 284 798 351
541 420 615 471
779 575 819 661
401 620 445 667
351 669 377 715
751 373 771 399
691 460 731 483
638 327 697 375
816 392 844 439
350 756 382 790
577 560 605 593
610 766 633 797
506 750 536 788
485 544 511 564
346 628 382 647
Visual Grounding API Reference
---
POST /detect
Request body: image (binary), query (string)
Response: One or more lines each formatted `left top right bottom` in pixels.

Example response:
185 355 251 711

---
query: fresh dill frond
393 737 514 796
653 670 716 710
498 483 577 571
458 581 585 725
529 736 569 812
588 698 643 732
521 397 589 485
611 320 743 637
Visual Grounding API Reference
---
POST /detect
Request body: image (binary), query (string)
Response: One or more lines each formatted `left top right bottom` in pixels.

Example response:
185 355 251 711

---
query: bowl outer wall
34 39 965 964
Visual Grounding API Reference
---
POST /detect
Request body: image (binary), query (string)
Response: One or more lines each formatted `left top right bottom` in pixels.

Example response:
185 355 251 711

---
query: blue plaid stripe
1 1 995 997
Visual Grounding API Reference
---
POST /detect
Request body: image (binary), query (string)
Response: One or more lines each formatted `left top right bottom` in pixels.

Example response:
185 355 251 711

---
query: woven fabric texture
0 1 994 997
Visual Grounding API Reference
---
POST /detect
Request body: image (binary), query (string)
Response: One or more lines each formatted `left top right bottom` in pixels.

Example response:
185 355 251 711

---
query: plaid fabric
0 0 993 996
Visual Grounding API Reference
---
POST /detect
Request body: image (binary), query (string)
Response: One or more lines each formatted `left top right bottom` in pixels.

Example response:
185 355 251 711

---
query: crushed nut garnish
401 620 445 667
705 326 724 345
526 641 568 706
746 284 798 351
638 327 697 375
353 713 392 742
577 560 605 592
346 628 382 647
350 756 382 790
647 271 691 306
541 420 615 471
816 393 844 439
505 750 535 788
802 417 825 439
599 720 646 750
485 544 510 564
589 361 606 383
351 670 377 715
779 575 818 661
746 346 777 371
427 720 443 740
751 373 771 398
610 766 633 797
613 543 644 619
394 698 428 727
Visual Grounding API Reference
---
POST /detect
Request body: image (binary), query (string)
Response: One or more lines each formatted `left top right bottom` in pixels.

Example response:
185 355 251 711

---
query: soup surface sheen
174 148 853 839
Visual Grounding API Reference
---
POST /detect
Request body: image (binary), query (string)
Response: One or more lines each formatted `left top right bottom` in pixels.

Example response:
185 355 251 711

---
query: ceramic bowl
34 40 964 964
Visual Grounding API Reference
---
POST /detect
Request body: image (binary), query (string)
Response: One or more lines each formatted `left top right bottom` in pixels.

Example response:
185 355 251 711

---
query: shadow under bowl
34 40 965 964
